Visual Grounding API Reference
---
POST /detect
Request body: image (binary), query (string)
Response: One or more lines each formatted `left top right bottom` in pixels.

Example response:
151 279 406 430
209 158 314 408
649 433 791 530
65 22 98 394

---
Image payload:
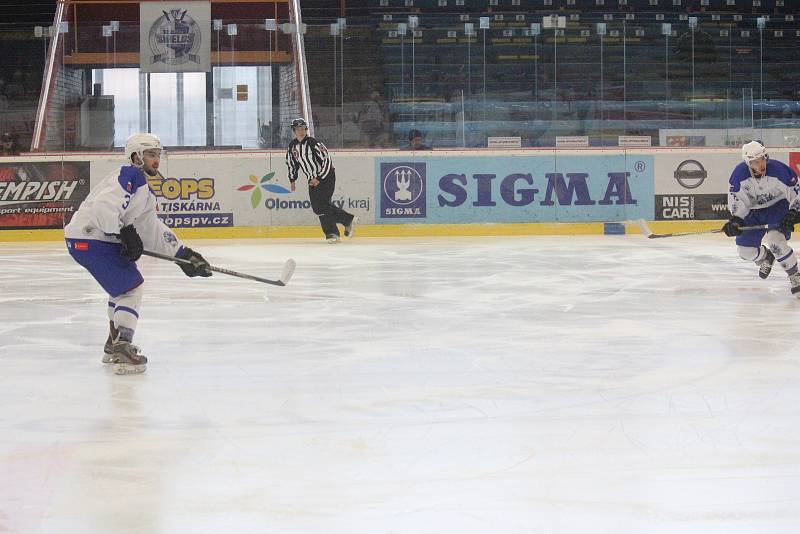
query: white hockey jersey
64 165 182 256
728 160 800 218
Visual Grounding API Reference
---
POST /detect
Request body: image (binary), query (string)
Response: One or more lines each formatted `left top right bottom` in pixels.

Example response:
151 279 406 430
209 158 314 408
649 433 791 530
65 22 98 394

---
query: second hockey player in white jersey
723 141 800 296
65 133 212 374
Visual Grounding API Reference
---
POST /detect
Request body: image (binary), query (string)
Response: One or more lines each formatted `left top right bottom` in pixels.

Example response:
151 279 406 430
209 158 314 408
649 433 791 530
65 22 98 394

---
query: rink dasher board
0 221 728 242
0 148 797 240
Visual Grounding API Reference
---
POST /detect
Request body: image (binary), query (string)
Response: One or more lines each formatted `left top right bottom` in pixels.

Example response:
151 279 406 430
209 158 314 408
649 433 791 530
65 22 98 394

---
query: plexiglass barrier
1 4 799 153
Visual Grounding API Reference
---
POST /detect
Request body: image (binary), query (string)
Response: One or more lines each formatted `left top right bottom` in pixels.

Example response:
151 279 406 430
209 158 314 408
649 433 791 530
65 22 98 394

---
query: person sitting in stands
0 132 18 156
403 129 431 151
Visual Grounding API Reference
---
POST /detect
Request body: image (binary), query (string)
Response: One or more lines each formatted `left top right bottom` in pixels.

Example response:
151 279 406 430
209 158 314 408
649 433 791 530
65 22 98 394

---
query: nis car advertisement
653 151 800 221
375 154 655 223
653 152 744 221
0 161 90 229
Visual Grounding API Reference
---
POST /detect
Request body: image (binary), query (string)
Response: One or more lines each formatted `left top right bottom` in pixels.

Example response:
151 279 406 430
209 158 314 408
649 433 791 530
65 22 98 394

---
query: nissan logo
674 159 707 189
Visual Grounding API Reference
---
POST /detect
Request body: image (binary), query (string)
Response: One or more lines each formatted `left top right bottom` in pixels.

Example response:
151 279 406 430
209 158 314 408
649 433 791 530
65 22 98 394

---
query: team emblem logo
163 231 178 245
148 9 202 67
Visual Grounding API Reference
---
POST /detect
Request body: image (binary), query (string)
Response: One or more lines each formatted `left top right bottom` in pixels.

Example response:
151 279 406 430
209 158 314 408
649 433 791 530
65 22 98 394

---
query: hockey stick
142 250 296 287
636 219 773 239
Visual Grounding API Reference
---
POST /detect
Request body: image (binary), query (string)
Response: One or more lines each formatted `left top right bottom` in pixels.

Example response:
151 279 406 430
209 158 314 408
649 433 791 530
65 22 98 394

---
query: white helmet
125 133 163 165
741 141 768 164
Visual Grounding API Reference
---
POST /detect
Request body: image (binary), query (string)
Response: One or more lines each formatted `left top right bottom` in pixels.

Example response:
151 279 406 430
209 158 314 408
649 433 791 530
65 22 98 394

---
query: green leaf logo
251 187 262 208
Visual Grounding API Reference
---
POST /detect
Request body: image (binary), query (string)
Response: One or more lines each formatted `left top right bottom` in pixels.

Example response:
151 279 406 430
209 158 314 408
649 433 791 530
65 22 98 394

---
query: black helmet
291 118 308 129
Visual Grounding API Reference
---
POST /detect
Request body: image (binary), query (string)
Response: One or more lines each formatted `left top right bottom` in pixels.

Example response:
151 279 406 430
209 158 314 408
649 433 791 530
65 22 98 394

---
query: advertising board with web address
151 155 375 228
653 153 741 221
145 170 235 228
655 151 800 221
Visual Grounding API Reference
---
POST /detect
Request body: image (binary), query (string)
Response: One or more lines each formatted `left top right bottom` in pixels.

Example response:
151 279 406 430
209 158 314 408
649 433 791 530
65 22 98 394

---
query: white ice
2 235 800 534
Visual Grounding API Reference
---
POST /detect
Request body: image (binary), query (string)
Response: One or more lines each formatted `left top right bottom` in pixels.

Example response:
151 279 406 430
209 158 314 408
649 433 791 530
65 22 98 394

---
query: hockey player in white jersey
722 141 800 296
64 133 212 374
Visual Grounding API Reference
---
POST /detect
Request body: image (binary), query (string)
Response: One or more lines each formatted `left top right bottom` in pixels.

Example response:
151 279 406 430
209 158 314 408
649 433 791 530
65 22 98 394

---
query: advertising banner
660 128 800 149
790 152 800 177
376 154 654 223
146 170 234 228
664 135 706 147
618 136 652 148
555 136 589 148
487 137 522 149
17 149 791 232
158 154 375 228
140 1 211 73
654 152 741 220
80 153 375 229
0 161 90 229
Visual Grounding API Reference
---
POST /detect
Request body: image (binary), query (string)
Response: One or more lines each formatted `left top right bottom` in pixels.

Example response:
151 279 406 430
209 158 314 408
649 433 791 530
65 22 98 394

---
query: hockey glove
722 217 745 237
779 210 800 233
119 225 143 261
175 247 212 277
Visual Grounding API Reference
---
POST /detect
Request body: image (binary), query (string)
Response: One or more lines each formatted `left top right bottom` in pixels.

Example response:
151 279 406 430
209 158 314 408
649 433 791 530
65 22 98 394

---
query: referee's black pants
309 169 354 237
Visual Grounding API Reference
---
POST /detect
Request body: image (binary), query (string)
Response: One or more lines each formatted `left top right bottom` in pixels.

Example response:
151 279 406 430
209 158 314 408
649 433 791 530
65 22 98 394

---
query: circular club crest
149 9 202 67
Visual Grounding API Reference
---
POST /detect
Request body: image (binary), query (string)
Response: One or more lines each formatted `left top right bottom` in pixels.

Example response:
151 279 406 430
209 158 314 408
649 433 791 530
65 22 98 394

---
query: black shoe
344 216 358 238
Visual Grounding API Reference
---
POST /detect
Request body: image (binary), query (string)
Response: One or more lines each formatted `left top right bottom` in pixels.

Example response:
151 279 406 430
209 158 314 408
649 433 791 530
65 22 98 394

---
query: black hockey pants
309 169 354 237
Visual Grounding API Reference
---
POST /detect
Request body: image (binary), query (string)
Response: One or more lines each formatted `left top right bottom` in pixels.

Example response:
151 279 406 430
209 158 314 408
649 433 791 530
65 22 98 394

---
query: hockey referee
285 118 357 243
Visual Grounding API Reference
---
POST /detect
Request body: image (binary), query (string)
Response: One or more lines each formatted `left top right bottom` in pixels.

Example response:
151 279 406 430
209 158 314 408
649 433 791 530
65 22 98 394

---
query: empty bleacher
302 0 799 147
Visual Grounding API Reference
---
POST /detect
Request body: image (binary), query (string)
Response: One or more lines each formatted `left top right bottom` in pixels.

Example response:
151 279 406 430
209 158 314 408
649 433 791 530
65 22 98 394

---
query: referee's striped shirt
285 136 332 183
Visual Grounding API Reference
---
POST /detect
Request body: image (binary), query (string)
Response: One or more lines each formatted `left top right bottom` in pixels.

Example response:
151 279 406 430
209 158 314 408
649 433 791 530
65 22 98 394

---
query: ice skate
108 340 147 375
102 321 117 363
102 339 114 363
326 234 340 244
344 216 358 238
790 272 800 298
756 247 775 279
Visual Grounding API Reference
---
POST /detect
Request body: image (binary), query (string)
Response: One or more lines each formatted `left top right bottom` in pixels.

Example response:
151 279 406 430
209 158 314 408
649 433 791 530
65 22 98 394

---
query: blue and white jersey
64 165 182 256
728 159 800 218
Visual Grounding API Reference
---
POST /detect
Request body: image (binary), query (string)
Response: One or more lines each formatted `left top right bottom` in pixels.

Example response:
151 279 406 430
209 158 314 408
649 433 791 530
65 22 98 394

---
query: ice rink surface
2 235 800 533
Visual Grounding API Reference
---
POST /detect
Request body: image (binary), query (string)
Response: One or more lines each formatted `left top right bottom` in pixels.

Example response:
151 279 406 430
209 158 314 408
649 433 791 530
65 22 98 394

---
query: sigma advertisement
0 161 90 229
375 155 655 223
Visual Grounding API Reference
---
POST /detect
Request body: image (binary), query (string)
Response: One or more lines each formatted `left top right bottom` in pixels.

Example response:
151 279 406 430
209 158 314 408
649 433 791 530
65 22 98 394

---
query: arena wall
1 148 798 241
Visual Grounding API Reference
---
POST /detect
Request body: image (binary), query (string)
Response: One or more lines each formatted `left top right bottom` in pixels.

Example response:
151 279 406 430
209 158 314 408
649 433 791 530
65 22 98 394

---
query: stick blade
278 258 296 286
636 219 655 238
